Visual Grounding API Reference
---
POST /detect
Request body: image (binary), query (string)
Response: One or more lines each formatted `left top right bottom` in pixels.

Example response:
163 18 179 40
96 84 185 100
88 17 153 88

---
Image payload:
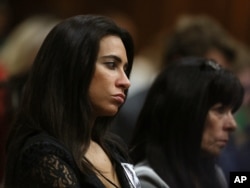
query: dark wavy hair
130 57 243 188
5 14 134 182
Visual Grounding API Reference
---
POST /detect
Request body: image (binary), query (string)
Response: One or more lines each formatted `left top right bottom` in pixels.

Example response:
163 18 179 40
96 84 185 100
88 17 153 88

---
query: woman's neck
85 140 121 188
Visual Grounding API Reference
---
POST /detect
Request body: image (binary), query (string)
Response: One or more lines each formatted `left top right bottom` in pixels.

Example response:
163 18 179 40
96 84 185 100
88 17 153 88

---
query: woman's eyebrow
99 55 122 63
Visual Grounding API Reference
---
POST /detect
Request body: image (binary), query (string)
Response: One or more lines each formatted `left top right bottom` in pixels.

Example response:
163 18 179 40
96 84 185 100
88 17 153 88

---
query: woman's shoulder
17 132 82 187
22 133 70 156
215 165 228 188
134 160 170 188
20 132 76 171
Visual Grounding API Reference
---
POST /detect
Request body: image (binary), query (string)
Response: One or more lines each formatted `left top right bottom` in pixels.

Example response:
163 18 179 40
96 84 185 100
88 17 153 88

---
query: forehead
99 35 124 50
98 35 127 59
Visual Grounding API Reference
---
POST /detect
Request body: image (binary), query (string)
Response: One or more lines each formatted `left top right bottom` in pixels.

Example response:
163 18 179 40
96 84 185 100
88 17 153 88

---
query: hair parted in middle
7 14 134 175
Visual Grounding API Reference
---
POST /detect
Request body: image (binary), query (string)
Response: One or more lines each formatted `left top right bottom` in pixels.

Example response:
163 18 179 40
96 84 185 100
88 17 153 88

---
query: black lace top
13 133 140 188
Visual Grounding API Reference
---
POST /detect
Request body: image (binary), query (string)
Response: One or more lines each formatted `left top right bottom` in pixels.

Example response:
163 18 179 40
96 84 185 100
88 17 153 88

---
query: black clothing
11 133 139 188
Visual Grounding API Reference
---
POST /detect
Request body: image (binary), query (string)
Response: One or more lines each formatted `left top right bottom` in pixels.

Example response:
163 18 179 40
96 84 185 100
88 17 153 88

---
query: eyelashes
104 62 128 72
105 62 116 69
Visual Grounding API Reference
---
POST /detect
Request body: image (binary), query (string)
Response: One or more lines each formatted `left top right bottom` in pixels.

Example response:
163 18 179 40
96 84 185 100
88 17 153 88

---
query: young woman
4 15 140 188
130 57 244 188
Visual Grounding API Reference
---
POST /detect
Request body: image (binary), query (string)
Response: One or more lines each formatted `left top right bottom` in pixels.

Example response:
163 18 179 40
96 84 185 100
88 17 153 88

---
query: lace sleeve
19 139 81 188
28 154 79 187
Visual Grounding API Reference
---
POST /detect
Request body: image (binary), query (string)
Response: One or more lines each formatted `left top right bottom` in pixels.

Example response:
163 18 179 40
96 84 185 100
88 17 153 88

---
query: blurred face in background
237 67 250 106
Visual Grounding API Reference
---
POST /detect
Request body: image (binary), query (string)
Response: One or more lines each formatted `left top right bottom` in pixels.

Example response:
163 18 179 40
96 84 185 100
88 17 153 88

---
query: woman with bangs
130 57 244 188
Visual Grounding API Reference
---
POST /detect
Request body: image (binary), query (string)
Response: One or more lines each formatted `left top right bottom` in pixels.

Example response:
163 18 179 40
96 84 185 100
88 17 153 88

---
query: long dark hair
130 57 243 188
5 14 134 181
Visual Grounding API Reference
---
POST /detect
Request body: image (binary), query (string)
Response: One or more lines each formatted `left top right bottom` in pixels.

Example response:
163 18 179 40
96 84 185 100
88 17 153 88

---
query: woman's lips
112 94 125 104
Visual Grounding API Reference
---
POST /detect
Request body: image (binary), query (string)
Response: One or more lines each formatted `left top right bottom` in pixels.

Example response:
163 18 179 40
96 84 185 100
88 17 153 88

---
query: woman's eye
216 106 226 113
105 62 116 69
215 105 232 114
211 103 226 114
123 64 128 72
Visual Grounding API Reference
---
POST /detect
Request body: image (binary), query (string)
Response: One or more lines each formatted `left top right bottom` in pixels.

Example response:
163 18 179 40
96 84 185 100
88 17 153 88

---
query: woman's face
89 35 130 117
201 103 237 156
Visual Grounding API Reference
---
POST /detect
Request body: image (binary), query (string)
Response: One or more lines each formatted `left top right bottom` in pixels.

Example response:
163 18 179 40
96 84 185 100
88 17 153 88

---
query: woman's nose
117 71 131 90
225 112 237 131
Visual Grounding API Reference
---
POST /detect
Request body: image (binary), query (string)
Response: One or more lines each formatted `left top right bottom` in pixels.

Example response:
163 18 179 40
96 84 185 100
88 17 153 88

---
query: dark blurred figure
163 15 236 70
111 15 237 144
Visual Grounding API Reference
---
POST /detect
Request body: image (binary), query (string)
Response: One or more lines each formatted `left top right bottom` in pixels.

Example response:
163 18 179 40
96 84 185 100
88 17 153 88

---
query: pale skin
201 103 237 156
86 35 130 188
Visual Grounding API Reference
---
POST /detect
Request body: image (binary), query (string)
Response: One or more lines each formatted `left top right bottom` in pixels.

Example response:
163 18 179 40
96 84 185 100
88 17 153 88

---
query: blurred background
1 0 250 52
0 0 250 186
